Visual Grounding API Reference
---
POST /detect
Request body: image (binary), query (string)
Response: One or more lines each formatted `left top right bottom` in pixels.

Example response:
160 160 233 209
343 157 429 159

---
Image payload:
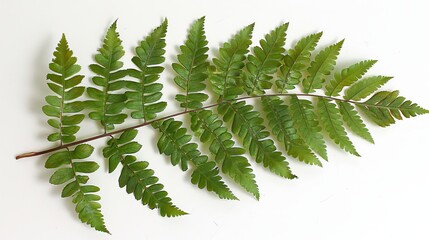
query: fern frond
276 32 322 92
191 110 259 199
302 40 343 93
355 91 429 127
87 21 128 132
218 101 296 179
325 60 376 96
103 129 187 217
243 23 288 95
262 96 321 165
210 24 254 100
153 119 237 200
44 34 85 144
173 17 209 110
23 20 429 233
337 101 374 143
46 145 109 233
317 98 360 156
127 20 168 121
344 76 392 101
289 96 327 162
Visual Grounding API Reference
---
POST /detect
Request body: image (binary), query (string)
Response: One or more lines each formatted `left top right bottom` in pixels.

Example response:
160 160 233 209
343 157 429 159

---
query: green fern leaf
325 60 377 96
26 20 429 233
210 24 254 100
317 98 360 156
44 34 85 144
344 76 392 101
46 145 109 233
276 32 322 92
262 96 321 166
302 40 343 93
153 119 237 200
337 101 374 143
191 110 259 199
243 23 288 95
356 91 429 127
127 20 168 121
218 101 296 179
289 96 327 161
154 119 199 171
104 129 187 217
172 17 209 110
86 21 128 131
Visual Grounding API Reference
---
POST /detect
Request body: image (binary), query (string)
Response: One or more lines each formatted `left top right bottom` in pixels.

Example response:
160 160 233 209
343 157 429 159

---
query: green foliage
243 23 288 95
289 96 328 161
173 17 209 110
87 21 128 131
46 145 108 233
317 98 359 156
153 119 237 200
218 101 296 179
33 18 428 233
337 101 374 143
127 20 168 121
262 96 321 166
210 24 254 100
344 76 392 101
302 40 343 93
356 91 429 127
104 129 186 217
44 34 85 144
191 109 259 199
325 60 376 96
277 32 322 92
44 36 108 233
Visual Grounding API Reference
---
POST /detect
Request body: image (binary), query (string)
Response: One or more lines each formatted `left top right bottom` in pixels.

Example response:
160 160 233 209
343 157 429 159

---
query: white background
1 0 428 239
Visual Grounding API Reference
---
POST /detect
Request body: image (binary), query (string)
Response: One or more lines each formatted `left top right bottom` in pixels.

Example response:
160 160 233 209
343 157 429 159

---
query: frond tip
356 91 429 127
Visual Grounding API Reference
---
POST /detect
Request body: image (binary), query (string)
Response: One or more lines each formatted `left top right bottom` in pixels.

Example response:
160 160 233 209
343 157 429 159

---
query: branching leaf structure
18 18 428 234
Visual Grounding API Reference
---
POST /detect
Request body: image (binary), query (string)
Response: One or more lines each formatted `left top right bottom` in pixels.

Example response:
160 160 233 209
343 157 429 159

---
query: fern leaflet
218 101 296 179
302 40 343 93
173 17 209 110
290 96 327 162
356 91 429 127
127 20 168 121
337 101 374 143
317 98 360 156
243 23 288 95
325 60 377 97
276 32 322 92
103 129 186 217
344 76 392 101
210 24 254 100
262 96 321 166
86 21 128 132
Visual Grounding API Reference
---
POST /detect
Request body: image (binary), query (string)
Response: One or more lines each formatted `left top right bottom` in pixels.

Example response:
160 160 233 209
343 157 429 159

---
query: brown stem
15 93 360 160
